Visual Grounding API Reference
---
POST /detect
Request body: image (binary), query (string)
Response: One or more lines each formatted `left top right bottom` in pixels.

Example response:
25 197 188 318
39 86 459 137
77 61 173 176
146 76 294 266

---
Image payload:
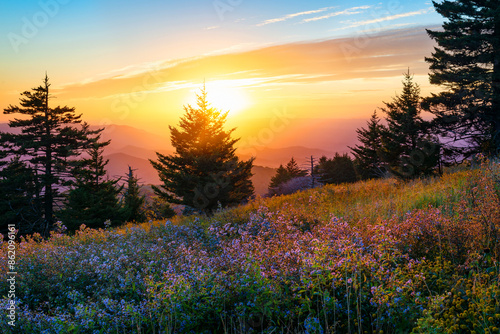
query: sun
186 81 251 116
208 86 249 115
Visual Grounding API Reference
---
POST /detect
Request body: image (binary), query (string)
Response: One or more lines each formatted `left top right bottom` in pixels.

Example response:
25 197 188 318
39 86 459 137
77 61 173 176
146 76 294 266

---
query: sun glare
186 81 251 116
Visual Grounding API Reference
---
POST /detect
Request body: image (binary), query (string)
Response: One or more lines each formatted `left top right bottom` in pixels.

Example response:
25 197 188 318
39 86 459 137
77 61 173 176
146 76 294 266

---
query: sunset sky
0 0 444 151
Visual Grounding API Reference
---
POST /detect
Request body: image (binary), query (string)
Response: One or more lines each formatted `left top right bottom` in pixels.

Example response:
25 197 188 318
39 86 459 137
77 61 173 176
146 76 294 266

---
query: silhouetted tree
123 166 146 222
150 86 254 214
424 0 500 158
268 157 308 195
315 153 357 185
379 71 440 179
285 157 308 178
268 165 288 192
0 156 41 236
349 111 385 179
59 137 125 230
0 75 97 236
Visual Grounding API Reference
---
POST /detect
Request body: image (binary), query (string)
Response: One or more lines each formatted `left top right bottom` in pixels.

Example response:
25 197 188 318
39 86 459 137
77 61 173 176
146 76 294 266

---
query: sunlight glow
186 81 251 116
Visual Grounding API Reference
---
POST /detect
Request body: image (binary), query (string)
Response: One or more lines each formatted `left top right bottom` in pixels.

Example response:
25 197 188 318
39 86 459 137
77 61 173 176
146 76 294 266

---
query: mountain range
0 121 363 195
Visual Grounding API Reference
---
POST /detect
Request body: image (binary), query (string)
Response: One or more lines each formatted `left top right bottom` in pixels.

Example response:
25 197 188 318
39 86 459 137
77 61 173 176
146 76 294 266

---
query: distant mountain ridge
1 122 348 166
88 124 173 152
0 122 358 195
104 153 277 196
239 146 335 168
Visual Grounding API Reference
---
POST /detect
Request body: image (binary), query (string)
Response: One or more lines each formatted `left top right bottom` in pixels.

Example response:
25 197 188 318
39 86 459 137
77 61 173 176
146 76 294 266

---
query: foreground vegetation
1 159 500 333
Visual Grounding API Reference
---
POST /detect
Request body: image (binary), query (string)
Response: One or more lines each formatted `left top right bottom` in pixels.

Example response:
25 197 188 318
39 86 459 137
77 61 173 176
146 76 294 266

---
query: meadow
1 159 499 333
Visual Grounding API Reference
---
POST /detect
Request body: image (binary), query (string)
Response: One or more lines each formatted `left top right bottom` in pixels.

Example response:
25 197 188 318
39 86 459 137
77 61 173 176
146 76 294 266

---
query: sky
0 0 444 148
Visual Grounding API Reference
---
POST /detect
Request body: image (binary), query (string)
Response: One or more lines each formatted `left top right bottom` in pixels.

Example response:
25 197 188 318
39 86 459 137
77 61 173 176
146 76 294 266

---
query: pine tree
349 111 385 179
285 157 308 178
59 137 125 230
0 157 41 235
123 166 146 222
0 75 97 236
379 71 440 179
268 157 308 195
268 165 289 191
150 86 254 214
314 153 358 185
424 0 500 157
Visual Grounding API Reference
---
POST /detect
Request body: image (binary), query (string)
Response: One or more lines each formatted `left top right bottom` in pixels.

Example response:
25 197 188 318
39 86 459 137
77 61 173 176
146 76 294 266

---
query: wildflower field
1 160 500 333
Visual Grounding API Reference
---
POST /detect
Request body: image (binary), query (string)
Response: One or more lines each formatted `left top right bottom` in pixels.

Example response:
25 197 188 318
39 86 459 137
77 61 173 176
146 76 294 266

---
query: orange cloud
56 26 436 101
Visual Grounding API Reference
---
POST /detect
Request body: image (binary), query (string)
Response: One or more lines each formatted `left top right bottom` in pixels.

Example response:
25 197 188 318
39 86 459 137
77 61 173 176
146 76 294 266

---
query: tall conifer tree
0 75 97 235
59 137 125 230
150 86 254 214
379 71 440 178
425 0 500 157
349 111 385 179
268 165 289 192
123 166 146 222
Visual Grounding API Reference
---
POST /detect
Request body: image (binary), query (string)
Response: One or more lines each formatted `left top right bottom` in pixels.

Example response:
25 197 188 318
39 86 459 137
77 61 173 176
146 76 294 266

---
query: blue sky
1 0 442 79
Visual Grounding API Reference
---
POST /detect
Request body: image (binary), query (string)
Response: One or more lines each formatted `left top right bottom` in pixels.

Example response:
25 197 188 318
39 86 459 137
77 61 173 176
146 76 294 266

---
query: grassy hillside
1 160 499 333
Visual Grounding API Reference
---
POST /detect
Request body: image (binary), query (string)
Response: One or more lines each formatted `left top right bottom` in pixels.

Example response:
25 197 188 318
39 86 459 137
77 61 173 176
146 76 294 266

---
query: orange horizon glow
0 27 440 152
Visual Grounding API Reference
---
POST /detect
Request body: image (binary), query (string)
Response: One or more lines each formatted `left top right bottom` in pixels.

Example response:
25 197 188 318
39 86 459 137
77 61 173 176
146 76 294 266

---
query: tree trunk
493 9 500 155
43 80 53 237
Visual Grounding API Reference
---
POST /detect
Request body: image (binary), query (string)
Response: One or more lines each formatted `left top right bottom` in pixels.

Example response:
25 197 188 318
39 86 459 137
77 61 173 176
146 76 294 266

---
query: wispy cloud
257 7 333 26
349 22 415 34
341 8 433 29
204 25 220 30
54 60 169 89
301 6 371 23
56 27 436 102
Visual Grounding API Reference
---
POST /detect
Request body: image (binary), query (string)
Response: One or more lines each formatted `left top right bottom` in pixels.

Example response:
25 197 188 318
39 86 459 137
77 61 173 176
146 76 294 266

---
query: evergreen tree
314 153 358 185
268 157 308 195
285 157 308 178
349 111 385 179
0 157 41 235
58 137 125 230
424 0 500 158
0 75 97 236
150 86 254 214
379 71 440 179
123 166 146 222
268 165 289 191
